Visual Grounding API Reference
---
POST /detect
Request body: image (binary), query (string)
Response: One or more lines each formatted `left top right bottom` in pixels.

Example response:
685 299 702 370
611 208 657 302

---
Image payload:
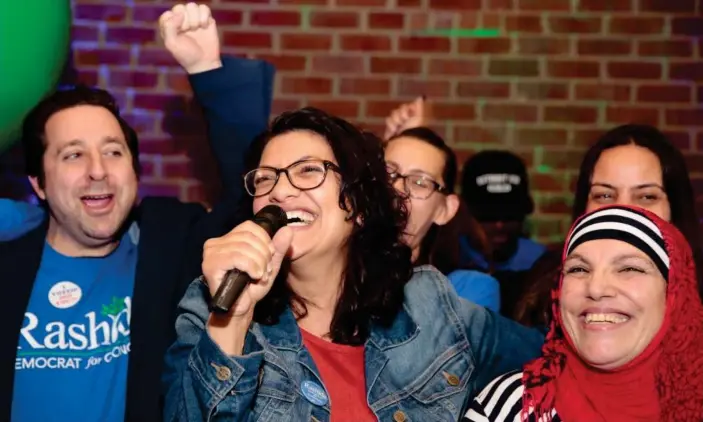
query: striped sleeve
462 370 562 422
463 370 524 422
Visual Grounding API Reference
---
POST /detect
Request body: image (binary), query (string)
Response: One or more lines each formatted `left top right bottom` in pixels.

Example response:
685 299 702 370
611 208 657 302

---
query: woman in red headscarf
463 204 703 422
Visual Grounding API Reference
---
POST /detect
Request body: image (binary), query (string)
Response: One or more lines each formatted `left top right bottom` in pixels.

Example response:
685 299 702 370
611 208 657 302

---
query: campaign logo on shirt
16 293 131 371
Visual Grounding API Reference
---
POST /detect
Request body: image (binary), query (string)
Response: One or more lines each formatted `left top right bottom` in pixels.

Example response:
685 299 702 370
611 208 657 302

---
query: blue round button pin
301 380 328 406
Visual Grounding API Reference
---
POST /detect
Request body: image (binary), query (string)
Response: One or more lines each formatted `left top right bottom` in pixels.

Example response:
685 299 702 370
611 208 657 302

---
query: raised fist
159 3 221 74
384 96 431 140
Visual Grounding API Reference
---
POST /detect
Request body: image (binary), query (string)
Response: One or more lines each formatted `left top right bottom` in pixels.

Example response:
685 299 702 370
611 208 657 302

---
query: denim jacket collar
248 302 419 352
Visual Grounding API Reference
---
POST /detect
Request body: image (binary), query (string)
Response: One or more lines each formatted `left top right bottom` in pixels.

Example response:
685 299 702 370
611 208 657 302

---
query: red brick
577 40 631 56
531 173 566 192
124 113 159 134
606 107 660 125
138 138 177 155
221 0 272 4
488 60 539 77
137 49 177 67
336 0 386 5
340 78 391 95
72 24 100 42
698 86 703 103
250 11 300 26
607 62 661 80
548 16 601 33
134 94 188 112
574 83 631 101
457 82 510 98
366 100 399 118
311 56 364 73
76 70 99 86
609 17 664 35
483 104 538 123
517 0 570 10
106 27 155 44
398 79 451 98
487 0 515 8
74 4 126 21
370 57 422 74
637 85 691 103
281 77 333 95
432 103 476 120
399 36 451 53
542 150 586 169
686 155 703 173
662 131 692 150
539 195 572 214
577 0 632 10
310 11 359 28
109 71 159 89
255 54 307 71
166 73 191 91
162 160 195 179
368 12 404 29
518 37 571 55
639 0 696 12
397 0 421 6
429 0 481 9
544 106 598 124
271 99 303 115
666 109 703 127
672 18 703 37
132 5 169 23
75 47 131 66
638 41 693 58
280 33 332 50
515 82 568 100
504 15 543 33
341 35 391 51
428 59 482 76
279 0 326 5
307 100 359 118
515 128 568 146
572 129 605 148
222 31 272 49
457 38 512 54
454 125 508 144
670 63 703 81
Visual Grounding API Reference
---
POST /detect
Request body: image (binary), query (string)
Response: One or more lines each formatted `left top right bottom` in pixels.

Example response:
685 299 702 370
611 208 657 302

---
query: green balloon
0 1 71 152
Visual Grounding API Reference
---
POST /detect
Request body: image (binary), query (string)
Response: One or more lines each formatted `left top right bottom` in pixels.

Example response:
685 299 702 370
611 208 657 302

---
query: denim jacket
163 266 544 421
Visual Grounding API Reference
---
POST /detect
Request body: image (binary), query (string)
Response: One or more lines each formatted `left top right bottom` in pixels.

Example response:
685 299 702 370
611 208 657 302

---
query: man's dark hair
21 85 141 187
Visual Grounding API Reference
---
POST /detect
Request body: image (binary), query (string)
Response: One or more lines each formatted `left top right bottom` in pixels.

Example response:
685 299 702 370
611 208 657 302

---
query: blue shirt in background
447 270 501 313
12 226 138 422
460 236 547 272
0 199 44 241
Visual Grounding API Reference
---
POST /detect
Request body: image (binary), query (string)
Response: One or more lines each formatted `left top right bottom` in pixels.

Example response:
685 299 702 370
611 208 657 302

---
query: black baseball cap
460 150 534 222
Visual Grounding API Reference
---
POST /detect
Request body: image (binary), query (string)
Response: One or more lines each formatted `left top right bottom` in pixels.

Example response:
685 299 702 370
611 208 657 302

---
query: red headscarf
522 205 703 422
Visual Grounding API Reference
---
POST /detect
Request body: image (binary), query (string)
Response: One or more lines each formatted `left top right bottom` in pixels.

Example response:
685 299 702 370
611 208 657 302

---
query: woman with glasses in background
163 107 543 422
384 126 501 312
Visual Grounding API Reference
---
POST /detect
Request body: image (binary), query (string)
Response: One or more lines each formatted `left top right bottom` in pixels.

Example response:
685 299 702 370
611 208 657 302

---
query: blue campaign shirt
459 236 547 273
447 270 501 313
12 225 138 422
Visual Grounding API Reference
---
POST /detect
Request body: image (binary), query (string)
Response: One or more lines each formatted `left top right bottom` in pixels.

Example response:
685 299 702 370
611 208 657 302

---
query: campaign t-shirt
12 227 138 422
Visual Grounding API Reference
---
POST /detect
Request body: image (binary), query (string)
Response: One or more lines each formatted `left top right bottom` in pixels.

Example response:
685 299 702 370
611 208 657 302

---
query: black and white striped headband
566 207 670 280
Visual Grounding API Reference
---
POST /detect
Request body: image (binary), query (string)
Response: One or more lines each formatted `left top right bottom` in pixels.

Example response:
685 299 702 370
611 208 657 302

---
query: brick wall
15 0 703 243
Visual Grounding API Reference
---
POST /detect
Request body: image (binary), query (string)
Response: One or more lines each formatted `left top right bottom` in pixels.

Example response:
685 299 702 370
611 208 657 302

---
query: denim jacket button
211 363 232 381
442 371 460 386
393 410 407 422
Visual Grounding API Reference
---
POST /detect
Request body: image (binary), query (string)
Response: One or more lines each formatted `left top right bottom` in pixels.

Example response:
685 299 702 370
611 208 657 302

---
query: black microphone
209 205 290 314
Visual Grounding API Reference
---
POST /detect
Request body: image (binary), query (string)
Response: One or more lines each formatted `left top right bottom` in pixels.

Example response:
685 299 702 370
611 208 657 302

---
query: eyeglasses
388 170 448 200
244 159 341 197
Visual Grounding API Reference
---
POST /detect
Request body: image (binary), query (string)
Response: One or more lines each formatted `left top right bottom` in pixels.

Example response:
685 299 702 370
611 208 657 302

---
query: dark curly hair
21 85 141 187
243 107 414 345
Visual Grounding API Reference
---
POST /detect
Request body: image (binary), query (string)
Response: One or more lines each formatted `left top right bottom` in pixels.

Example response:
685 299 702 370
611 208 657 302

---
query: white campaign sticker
48 281 82 309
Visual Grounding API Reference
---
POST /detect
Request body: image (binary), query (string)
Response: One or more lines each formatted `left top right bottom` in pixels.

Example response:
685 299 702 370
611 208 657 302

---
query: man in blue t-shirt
0 4 275 421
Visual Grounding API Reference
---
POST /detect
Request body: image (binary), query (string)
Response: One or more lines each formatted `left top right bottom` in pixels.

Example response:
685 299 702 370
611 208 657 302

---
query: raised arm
160 3 274 203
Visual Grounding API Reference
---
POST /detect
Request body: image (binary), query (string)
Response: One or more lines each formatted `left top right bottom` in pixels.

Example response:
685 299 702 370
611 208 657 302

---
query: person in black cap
460 150 547 273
